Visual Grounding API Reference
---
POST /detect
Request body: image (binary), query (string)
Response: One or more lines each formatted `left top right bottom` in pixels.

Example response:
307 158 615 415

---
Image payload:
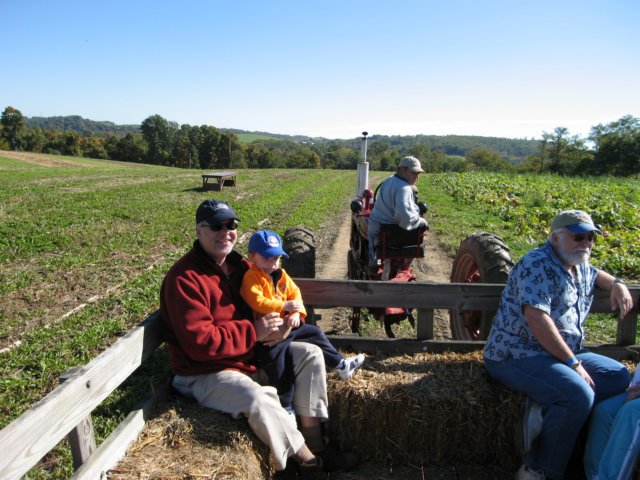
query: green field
236 132 281 143
1 152 638 477
426 172 640 278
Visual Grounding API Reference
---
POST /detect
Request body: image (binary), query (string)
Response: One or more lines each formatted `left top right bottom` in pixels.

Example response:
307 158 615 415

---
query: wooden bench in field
0 281 637 478
201 171 237 191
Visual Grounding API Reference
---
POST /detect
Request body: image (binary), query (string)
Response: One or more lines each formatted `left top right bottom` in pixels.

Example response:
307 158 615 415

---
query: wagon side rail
0 312 163 480
296 279 639 346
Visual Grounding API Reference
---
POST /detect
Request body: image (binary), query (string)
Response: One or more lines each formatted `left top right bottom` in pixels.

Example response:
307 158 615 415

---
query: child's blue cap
248 230 288 258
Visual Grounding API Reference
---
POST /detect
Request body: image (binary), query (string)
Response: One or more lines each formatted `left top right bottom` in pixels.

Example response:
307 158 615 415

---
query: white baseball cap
398 156 424 173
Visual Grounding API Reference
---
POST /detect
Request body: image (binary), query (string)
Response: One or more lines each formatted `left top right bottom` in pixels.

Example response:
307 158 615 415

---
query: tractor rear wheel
449 232 513 340
282 227 316 324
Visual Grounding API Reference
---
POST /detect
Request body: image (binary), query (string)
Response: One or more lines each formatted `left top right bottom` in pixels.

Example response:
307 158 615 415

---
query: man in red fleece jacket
160 199 358 479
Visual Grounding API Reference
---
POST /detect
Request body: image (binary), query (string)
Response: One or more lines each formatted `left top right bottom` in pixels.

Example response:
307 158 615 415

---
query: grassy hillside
237 132 288 143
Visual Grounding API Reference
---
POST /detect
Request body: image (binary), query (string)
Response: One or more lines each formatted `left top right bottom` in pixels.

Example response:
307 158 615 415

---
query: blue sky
2 0 638 140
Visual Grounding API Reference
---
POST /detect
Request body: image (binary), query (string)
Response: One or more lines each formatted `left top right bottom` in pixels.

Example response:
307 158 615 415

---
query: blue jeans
584 393 640 480
485 351 629 479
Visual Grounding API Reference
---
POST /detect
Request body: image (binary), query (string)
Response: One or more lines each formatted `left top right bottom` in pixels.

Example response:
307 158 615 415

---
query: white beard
558 249 590 266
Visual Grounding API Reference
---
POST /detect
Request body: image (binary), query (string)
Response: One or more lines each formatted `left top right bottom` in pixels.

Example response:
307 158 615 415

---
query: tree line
1 106 638 176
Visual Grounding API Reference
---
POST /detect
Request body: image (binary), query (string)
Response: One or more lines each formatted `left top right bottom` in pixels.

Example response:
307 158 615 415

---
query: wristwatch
565 356 581 369
613 278 625 287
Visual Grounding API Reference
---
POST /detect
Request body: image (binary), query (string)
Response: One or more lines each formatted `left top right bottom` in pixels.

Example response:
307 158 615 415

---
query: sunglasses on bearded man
568 231 596 243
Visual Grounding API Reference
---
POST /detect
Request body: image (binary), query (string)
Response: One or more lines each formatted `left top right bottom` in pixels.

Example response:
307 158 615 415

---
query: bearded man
483 210 633 480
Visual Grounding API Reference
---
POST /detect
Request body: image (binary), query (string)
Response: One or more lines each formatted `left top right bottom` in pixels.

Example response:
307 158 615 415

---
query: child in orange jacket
241 230 364 408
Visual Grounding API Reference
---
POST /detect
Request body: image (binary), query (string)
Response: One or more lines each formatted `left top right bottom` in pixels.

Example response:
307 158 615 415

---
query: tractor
347 132 514 339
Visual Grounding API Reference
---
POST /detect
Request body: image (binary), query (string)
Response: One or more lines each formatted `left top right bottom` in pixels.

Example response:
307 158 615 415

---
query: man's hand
524 305 596 390
610 281 633 319
262 323 292 347
574 363 596 391
254 312 285 342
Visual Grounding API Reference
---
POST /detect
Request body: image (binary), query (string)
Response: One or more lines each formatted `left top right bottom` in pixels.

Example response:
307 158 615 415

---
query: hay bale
326 351 522 471
110 396 273 479
111 355 637 478
327 353 638 472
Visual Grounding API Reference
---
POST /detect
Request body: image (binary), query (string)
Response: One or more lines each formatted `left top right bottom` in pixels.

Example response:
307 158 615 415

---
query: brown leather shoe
316 446 360 472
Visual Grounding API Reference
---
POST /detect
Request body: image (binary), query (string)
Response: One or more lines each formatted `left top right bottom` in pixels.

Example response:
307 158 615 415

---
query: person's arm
524 305 595 389
163 275 258 361
595 270 633 319
240 270 286 315
393 186 423 230
284 273 307 320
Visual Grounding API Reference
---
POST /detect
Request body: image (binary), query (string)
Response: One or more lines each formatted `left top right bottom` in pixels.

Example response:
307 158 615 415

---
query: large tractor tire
449 232 513 340
282 227 316 325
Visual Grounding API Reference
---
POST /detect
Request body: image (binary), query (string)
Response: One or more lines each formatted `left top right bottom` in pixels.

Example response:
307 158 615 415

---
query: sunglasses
570 232 596 243
204 222 238 232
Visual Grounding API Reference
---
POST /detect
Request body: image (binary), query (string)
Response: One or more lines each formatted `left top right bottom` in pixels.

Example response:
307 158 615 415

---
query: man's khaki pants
172 342 329 470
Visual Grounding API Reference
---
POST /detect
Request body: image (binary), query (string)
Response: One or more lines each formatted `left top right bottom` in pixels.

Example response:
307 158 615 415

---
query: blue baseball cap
248 230 288 258
550 210 602 234
196 199 240 225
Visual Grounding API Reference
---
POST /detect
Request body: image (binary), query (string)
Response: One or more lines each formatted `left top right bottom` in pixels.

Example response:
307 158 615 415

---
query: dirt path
314 210 453 339
313 210 353 331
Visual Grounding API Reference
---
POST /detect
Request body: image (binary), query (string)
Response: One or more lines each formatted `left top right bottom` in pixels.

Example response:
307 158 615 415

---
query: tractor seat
376 224 425 260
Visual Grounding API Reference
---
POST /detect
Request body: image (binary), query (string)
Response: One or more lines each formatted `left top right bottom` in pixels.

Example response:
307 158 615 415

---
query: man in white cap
483 209 633 480
366 155 428 272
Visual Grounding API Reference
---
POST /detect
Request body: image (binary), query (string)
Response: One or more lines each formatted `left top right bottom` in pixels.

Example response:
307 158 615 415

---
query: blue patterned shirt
483 241 598 361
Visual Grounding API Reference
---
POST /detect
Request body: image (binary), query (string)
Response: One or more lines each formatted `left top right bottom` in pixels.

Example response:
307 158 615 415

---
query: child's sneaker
337 353 365 380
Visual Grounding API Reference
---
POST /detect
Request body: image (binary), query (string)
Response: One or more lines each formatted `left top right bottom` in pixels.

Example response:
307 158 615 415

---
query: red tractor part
449 232 513 340
347 204 426 337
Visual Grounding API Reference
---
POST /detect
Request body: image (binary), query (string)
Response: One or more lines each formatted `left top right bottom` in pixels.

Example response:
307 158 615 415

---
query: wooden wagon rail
298 279 639 348
1 281 638 479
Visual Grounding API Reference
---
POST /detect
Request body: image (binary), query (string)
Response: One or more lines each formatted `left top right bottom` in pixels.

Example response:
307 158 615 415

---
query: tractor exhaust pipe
356 131 369 198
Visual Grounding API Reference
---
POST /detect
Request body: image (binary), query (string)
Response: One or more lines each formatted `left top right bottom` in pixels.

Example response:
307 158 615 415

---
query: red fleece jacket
160 241 258 375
